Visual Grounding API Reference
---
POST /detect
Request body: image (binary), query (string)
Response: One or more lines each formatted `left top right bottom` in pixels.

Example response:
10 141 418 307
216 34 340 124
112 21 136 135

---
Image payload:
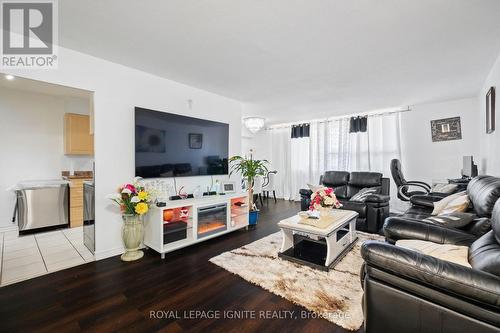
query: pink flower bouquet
309 187 342 211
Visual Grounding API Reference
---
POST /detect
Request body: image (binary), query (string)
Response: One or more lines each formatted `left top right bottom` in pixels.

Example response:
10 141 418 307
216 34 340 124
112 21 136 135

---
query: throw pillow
396 239 471 268
423 212 476 228
440 194 470 215
350 187 379 202
307 183 325 192
431 183 458 194
431 191 466 215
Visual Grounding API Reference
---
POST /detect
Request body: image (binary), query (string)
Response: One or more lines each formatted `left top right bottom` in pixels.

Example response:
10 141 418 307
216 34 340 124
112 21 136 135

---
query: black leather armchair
360 199 500 333
390 159 431 201
299 171 390 233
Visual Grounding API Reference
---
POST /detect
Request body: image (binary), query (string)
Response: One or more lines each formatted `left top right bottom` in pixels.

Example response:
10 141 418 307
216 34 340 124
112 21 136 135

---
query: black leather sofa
390 175 500 239
299 171 390 233
360 198 500 333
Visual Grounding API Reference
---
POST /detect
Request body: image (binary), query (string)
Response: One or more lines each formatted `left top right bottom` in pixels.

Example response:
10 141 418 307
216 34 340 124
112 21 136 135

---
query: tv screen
135 107 229 178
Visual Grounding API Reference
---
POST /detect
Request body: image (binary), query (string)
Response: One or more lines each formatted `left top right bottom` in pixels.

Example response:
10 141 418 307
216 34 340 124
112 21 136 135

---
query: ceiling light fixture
5 74 15 80
243 117 265 134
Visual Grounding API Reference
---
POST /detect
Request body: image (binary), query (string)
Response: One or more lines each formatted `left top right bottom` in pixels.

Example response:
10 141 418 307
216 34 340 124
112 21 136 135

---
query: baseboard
94 247 124 260
94 245 147 261
0 225 18 233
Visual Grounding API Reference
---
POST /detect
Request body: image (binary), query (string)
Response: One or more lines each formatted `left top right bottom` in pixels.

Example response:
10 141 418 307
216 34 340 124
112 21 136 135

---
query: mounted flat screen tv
135 107 229 178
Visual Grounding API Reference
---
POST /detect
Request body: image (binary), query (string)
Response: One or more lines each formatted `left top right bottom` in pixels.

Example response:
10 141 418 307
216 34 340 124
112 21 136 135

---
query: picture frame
221 181 236 193
486 86 495 134
430 117 462 142
188 133 203 149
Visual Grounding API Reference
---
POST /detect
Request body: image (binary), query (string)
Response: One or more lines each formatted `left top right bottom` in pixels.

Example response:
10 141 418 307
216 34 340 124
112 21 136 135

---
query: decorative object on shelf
178 186 188 199
193 186 203 199
243 117 265 134
486 86 496 134
222 181 236 193
163 209 174 222
309 187 342 219
430 117 462 142
107 178 152 261
179 207 189 219
188 133 203 149
229 150 269 225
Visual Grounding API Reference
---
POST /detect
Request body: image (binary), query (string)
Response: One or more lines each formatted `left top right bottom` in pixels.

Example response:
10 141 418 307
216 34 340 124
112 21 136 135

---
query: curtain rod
266 106 411 129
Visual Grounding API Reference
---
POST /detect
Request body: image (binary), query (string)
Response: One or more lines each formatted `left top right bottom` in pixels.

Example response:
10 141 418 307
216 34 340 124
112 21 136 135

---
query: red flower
123 184 137 194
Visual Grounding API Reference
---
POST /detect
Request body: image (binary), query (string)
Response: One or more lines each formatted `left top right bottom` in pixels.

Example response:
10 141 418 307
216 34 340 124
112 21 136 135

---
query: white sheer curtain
269 112 402 203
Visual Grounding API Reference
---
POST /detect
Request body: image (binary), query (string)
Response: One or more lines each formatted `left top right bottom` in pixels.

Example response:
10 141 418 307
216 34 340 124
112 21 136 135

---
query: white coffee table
277 210 358 271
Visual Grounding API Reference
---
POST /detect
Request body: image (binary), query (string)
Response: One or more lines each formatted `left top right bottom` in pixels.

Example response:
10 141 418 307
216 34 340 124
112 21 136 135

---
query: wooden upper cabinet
64 113 94 155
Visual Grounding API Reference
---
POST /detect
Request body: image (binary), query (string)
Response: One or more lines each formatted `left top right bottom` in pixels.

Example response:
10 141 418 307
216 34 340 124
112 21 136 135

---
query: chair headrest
323 171 349 186
467 176 500 217
349 172 382 187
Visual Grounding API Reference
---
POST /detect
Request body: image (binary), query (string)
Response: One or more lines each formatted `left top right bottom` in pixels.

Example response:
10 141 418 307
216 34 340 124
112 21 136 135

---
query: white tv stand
143 193 249 259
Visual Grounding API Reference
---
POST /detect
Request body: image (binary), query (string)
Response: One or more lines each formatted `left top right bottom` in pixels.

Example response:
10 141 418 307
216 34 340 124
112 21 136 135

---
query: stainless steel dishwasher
13 180 70 232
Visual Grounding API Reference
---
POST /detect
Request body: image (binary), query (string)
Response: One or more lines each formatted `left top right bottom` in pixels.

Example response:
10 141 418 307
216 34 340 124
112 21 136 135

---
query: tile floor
0 227 94 286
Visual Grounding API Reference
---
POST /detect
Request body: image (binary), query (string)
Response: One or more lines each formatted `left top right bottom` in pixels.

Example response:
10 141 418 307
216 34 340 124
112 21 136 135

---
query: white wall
0 88 92 228
478 53 500 176
241 126 272 161
400 97 480 184
3 46 242 259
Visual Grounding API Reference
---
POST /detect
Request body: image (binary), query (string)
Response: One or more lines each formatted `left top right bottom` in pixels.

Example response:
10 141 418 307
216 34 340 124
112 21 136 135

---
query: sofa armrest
361 241 500 309
410 194 442 208
383 217 477 246
365 194 389 204
299 189 312 197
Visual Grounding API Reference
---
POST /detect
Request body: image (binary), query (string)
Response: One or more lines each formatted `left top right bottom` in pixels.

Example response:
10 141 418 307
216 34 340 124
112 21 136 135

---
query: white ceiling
0 75 92 99
59 0 500 124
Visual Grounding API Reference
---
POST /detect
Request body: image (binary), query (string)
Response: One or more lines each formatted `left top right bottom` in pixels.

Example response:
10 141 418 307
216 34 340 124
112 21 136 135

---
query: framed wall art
430 117 462 142
486 86 495 134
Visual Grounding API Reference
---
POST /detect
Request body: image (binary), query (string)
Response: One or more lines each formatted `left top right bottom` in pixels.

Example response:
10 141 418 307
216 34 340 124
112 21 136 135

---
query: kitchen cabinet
69 177 92 228
64 113 94 155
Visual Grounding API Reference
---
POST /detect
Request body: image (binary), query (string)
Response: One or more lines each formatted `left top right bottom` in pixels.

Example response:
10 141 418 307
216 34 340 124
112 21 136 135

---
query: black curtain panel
349 116 367 133
291 123 310 138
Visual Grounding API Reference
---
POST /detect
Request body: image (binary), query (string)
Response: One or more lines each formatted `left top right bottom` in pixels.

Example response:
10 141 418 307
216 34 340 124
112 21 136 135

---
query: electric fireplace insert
197 203 227 238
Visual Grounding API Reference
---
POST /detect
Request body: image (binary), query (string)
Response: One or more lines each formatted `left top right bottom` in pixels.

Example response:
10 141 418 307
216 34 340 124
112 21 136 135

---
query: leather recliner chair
360 199 500 333
389 175 500 240
299 171 390 233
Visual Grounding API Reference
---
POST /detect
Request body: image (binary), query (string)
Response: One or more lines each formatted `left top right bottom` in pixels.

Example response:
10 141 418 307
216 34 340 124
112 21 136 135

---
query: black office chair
390 159 431 201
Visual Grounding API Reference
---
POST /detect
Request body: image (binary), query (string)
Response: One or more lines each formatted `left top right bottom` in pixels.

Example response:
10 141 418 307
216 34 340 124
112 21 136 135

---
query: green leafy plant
229 151 269 211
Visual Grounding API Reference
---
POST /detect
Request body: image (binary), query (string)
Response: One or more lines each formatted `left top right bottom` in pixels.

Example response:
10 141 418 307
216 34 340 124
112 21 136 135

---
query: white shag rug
209 231 384 331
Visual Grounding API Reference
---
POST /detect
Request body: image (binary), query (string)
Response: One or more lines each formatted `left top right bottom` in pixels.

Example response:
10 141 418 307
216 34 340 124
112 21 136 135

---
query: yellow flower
137 191 149 201
135 202 149 215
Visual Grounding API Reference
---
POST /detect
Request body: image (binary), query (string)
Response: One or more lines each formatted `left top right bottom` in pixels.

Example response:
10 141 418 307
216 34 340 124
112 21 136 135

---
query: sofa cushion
423 212 476 228
431 191 466 215
469 230 500 277
440 194 470 215
339 200 366 218
349 172 382 187
396 239 471 268
467 175 500 217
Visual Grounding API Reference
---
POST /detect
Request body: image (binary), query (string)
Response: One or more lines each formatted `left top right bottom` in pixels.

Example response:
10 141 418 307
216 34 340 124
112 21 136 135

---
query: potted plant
229 150 269 225
108 179 152 261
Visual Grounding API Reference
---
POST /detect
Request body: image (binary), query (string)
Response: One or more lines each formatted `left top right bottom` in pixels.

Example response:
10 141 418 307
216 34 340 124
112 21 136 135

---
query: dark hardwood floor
0 200 361 333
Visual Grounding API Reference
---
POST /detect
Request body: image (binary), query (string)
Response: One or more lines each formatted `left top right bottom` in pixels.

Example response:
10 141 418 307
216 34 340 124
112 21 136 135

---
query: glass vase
121 214 144 261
